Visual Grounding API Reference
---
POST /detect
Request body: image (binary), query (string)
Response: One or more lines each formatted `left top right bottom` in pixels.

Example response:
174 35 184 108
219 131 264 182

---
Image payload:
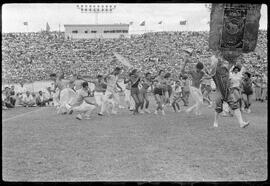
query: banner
209 4 262 53
113 52 133 68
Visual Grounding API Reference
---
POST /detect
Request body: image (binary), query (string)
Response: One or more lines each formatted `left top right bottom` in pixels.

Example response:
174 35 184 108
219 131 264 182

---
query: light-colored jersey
229 72 243 88
106 75 118 92
69 88 88 106
56 79 69 91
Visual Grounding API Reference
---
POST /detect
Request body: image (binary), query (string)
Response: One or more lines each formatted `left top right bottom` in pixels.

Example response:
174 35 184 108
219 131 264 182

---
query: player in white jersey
87 75 107 113
98 67 123 116
50 72 69 108
66 81 97 120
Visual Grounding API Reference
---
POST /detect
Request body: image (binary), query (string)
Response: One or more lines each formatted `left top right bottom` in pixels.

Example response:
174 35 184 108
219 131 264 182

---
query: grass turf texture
2 95 267 181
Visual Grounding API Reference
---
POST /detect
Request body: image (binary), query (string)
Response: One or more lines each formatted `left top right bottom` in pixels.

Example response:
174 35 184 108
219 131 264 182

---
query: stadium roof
64 24 129 27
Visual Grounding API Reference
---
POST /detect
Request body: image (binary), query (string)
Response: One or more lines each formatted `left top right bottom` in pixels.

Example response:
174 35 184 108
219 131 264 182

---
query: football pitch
2 95 267 181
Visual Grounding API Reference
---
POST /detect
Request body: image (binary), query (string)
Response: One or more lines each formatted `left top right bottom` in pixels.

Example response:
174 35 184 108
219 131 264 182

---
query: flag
158 21 162 24
140 21 145 26
129 21 133 25
46 22 50 32
180 20 187 25
113 52 133 68
23 22 28 26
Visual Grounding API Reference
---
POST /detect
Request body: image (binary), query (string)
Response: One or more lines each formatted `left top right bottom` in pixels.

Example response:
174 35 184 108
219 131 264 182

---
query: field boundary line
2 107 50 122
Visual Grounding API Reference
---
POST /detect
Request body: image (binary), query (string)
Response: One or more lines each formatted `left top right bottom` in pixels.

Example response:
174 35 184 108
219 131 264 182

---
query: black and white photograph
2 3 268 182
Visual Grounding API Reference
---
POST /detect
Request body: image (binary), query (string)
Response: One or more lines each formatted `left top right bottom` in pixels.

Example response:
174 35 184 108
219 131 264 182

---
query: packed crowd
2 30 267 84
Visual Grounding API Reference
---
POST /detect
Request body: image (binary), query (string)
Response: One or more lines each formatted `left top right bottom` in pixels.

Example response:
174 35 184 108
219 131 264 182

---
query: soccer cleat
68 109 73 115
139 110 144 114
246 108 251 113
154 110 158 115
177 109 182 113
76 114 82 120
213 122 218 127
241 121 250 128
98 113 104 116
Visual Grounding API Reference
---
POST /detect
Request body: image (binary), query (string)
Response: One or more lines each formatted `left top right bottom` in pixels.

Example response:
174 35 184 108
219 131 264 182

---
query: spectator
22 91 36 107
2 30 267 89
36 91 50 106
3 87 15 108
2 90 9 110
9 85 17 106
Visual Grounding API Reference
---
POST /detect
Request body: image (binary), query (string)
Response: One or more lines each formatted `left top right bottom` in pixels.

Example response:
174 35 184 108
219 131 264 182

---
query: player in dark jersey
207 54 249 128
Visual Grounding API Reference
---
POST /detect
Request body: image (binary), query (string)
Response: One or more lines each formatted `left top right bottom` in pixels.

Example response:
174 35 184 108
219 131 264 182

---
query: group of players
49 51 251 128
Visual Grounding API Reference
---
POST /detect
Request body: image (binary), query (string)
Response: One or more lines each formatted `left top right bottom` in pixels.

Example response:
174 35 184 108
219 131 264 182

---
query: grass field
2 95 268 181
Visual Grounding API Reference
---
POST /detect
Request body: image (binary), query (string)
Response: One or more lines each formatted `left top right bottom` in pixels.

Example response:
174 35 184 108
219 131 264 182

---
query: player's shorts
215 89 239 113
153 87 163 96
242 86 253 95
131 87 140 95
172 93 182 102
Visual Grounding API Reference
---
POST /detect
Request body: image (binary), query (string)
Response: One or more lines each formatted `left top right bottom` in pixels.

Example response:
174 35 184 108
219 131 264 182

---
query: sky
2 3 268 34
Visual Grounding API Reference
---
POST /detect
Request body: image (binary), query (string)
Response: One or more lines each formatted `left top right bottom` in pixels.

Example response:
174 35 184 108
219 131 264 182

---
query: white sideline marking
2 107 49 122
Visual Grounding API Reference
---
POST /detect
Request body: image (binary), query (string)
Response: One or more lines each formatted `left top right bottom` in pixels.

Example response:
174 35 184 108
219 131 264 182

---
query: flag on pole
140 21 145 26
23 22 28 26
180 20 187 25
158 21 162 24
46 22 50 32
129 21 133 25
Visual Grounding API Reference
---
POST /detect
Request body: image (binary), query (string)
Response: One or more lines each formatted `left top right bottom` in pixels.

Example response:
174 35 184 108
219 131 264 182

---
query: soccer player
66 81 97 120
171 80 182 112
180 74 190 106
153 78 165 115
140 72 152 113
50 72 68 108
181 55 205 116
88 75 107 113
123 77 134 111
124 69 144 115
241 72 256 113
98 67 123 116
207 54 249 128
229 62 245 111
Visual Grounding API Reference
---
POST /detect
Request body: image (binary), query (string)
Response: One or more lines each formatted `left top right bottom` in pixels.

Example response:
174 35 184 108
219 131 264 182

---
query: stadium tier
2 30 267 83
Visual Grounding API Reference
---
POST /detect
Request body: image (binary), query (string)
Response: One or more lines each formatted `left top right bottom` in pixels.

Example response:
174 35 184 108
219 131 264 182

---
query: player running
181 55 206 116
124 69 144 115
207 54 249 128
98 67 123 116
139 72 152 113
65 81 97 120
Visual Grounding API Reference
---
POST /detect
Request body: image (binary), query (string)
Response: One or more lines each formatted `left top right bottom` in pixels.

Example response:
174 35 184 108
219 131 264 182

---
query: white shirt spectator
23 94 34 103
